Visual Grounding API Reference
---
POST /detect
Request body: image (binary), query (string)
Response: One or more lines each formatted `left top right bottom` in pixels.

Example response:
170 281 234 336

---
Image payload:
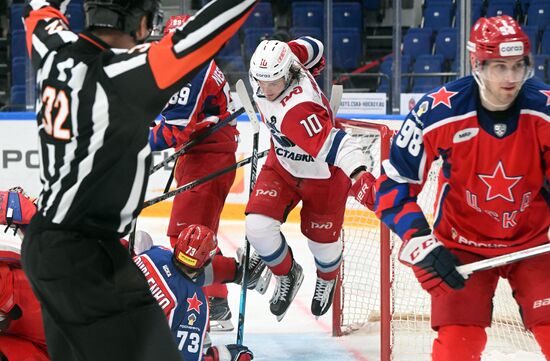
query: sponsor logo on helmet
499 42 524 57
278 46 287 63
177 251 198 267
255 73 271 78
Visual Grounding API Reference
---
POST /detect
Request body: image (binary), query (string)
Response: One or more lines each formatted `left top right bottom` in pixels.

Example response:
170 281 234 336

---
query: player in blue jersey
149 15 239 331
132 224 253 361
373 16 550 361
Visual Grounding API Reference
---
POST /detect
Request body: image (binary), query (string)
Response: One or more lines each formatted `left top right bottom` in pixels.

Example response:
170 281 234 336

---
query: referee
20 0 257 360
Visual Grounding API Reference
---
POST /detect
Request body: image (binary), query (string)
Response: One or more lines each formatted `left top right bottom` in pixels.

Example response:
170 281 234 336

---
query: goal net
332 118 541 360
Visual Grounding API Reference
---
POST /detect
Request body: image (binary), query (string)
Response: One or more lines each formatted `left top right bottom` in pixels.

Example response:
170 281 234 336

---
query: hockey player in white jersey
244 37 376 321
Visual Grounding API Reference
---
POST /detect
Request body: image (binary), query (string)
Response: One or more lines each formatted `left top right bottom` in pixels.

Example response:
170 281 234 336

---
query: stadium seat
411 54 445 93
289 27 323 40
10 29 26 59
486 0 517 18
518 0 531 14
434 28 458 61
333 2 363 30
541 28 550 55
455 0 484 26
218 34 242 57
292 2 324 30
522 25 540 54
216 55 246 73
333 28 362 70
423 3 454 29
9 4 24 32
242 2 274 29
533 55 548 81
377 55 412 93
243 27 274 59
10 85 26 106
66 3 85 32
423 0 454 6
11 57 26 87
402 28 433 60
527 0 550 29
364 0 382 11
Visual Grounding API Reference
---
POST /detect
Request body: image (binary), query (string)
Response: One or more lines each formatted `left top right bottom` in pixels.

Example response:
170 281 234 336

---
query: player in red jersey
374 16 550 360
243 37 375 321
149 14 239 332
0 188 48 361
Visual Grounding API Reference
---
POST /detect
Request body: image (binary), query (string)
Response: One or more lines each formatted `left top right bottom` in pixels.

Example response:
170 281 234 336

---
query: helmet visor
476 56 532 84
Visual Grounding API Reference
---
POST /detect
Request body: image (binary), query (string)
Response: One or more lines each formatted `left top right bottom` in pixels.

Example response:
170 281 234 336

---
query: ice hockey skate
311 277 337 318
269 261 304 321
209 297 234 332
237 247 272 294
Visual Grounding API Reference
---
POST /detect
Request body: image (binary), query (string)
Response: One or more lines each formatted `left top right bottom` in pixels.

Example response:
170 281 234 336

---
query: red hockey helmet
467 16 530 62
163 14 191 35
173 224 217 269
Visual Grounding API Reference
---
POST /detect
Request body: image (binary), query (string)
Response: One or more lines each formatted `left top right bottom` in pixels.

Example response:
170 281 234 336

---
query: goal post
333 117 542 361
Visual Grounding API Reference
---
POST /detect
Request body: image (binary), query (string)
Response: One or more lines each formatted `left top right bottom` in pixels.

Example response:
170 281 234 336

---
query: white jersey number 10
300 114 323 137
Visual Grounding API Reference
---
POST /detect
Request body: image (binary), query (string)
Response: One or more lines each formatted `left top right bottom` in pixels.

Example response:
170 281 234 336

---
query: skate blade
255 269 272 295
274 271 305 322
209 319 235 332
276 311 288 322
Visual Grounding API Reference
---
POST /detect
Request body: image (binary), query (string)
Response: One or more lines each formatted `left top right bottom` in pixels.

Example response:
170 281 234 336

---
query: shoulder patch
428 87 458 109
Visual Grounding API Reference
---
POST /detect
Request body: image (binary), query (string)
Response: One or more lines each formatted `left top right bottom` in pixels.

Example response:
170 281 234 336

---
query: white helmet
250 40 296 82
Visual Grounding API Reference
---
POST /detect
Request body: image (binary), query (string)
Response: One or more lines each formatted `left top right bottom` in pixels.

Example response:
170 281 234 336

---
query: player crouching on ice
1 187 254 361
242 36 376 321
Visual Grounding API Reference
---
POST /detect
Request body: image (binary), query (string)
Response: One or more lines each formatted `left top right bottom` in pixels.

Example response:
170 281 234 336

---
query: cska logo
259 59 268 68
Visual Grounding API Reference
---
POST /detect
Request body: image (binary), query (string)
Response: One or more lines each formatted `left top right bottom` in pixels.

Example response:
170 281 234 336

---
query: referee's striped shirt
24 0 256 238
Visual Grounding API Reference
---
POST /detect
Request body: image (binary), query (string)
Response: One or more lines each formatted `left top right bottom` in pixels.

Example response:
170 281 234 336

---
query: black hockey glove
399 234 466 297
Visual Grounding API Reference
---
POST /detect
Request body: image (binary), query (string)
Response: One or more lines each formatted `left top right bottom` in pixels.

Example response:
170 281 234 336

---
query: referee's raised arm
106 0 257 119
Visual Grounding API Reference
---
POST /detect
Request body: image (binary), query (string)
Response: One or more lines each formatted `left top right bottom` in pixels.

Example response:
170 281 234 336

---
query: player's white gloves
399 233 465 297
349 171 376 211
132 230 154 255
26 0 71 14
206 344 253 361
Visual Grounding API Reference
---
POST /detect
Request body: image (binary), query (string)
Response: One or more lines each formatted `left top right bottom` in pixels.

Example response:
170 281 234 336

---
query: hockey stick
456 242 550 279
235 79 260 346
149 107 245 175
330 84 343 115
142 149 268 208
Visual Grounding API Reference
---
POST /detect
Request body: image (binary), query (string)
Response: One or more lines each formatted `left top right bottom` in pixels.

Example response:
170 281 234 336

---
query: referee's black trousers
21 221 182 361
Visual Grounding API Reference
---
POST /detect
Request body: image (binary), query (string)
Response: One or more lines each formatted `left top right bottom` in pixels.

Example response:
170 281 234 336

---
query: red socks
432 325 487 361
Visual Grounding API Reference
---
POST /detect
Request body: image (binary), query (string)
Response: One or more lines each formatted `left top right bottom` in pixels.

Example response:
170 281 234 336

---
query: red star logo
428 87 458 109
186 292 203 313
540 90 550 106
478 161 521 202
